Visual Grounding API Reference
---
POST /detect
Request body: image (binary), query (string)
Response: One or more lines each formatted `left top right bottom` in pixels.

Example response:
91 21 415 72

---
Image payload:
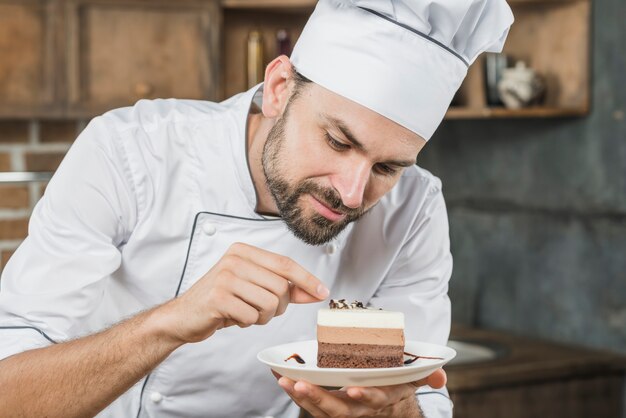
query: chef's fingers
342 369 448 410
428 368 447 388
346 384 414 409
275 283 291 316
229 242 329 303
289 284 328 305
408 368 447 390
217 294 260 329
346 386 387 409
346 369 446 409
277 377 329 418
221 255 291 316
226 276 280 325
291 380 373 417
345 370 447 409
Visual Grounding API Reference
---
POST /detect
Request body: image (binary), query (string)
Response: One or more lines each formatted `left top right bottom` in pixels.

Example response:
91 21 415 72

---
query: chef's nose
331 160 370 209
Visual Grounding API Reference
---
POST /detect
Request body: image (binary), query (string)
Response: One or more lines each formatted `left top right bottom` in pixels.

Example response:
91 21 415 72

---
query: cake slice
317 299 405 368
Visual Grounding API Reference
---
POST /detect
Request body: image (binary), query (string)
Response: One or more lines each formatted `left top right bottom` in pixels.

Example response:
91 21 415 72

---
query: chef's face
262 77 425 246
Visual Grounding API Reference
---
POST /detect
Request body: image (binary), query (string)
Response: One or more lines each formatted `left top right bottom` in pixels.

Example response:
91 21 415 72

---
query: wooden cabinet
0 0 59 117
0 0 220 118
65 0 220 116
0 0 592 119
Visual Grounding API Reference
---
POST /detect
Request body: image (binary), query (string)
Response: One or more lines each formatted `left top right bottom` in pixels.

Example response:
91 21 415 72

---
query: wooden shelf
221 0 315 10
445 106 588 119
452 0 591 118
221 0 582 9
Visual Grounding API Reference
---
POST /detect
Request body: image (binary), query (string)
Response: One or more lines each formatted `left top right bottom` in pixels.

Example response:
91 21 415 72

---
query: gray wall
417 0 626 354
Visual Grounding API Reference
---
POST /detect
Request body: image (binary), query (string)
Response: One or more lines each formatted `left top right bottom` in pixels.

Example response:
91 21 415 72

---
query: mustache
297 181 364 218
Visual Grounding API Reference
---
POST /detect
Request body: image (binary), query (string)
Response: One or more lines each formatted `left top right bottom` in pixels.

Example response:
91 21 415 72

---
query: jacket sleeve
369 183 454 418
0 116 139 361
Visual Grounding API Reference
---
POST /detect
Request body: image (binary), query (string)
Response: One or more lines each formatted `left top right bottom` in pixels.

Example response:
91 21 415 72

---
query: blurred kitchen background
0 0 624 417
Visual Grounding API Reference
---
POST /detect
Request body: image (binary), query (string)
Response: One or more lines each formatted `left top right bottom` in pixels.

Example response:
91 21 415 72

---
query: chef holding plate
0 1 513 417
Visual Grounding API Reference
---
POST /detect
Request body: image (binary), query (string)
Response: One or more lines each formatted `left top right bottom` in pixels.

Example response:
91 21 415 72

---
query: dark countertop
446 325 626 393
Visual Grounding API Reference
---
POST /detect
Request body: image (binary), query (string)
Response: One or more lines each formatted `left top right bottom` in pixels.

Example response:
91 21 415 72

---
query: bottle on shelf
247 30 264 88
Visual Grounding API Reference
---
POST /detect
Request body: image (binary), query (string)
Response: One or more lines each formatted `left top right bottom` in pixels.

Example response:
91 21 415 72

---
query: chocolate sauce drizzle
284 353 306 364
403 351 444 365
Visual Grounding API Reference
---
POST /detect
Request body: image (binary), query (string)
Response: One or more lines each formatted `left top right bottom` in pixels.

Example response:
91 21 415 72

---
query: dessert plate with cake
257 300 456 387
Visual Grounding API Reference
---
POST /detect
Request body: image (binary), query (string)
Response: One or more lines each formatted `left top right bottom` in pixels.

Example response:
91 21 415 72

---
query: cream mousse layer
317 308 404 328
317 326 404 346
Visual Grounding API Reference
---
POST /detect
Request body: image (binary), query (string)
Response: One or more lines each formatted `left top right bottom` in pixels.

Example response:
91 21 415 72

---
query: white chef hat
290 0 514 140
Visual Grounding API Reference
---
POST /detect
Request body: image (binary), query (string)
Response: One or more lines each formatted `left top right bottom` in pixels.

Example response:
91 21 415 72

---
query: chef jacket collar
231 83 273 218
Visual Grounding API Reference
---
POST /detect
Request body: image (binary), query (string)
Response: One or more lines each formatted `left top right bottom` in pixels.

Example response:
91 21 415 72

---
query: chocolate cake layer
317 325 404 346
317 342 404 368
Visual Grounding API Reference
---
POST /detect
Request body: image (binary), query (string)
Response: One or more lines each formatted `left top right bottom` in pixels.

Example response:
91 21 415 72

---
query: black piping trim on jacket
0 326 57 344
416 391 453 401
137 210 282 417
135 374 151 418
175 211 281 298
358 6 470 67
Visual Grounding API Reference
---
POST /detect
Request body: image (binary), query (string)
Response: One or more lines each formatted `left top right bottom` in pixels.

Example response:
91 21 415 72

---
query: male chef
0 0 513 417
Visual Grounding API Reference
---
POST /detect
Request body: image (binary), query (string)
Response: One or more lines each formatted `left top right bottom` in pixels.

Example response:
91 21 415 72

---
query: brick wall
0 120 83 275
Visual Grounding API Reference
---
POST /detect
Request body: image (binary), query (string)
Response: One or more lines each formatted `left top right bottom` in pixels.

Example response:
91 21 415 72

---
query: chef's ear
261 55 294 119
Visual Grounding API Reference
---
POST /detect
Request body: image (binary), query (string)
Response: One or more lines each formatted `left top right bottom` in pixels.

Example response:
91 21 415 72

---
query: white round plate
257 340 456 387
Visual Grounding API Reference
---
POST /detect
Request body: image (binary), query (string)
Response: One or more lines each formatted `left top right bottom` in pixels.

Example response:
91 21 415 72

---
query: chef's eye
325 133 350 151
375 163 398 176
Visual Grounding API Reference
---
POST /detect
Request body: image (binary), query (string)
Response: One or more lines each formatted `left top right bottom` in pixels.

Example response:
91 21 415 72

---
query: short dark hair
291 68 312 101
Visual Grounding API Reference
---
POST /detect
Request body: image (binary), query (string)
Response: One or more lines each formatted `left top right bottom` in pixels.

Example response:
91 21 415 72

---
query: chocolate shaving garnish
403 351 444 365
329 299 369 310
284 353 306 364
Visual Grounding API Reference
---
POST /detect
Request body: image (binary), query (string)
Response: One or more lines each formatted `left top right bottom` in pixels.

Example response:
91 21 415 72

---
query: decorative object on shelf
497 61 545 109
276 29 292 56
484 52 510 106
247 30 264 88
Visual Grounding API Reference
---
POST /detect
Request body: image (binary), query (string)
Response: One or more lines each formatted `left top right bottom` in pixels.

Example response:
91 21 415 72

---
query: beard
261 106 368 246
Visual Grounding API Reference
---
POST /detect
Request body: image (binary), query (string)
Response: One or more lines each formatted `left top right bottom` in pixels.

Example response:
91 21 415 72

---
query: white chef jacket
0 85 453 418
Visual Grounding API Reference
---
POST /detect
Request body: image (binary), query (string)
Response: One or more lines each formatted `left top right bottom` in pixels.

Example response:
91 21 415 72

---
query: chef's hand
273 368 447 418
162 242 329 344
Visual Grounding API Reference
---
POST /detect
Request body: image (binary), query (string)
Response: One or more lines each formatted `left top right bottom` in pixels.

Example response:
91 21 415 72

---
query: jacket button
150 391 163 403
326 243 338 254
202 222 217 236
